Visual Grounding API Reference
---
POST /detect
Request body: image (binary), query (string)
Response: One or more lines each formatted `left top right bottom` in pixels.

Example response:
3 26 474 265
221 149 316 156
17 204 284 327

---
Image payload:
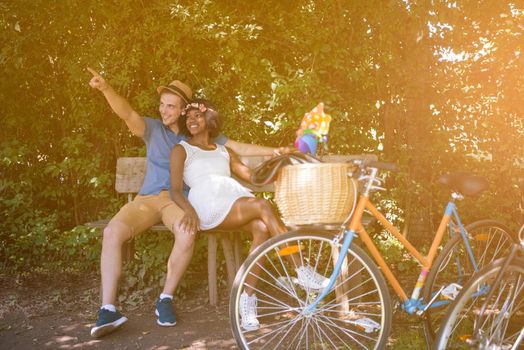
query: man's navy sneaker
90 308 128 338
155 298 177 326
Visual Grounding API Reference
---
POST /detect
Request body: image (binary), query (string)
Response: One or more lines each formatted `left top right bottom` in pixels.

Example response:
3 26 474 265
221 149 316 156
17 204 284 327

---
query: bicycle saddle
438 172 488 196
251 152 321 186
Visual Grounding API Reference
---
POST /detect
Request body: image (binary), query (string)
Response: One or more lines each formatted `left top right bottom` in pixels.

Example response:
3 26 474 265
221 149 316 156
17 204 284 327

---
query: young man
87 68 286 338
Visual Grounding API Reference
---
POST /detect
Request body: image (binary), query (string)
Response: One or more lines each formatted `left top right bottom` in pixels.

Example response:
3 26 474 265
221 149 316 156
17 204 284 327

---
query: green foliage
118 231 211 306
389 324 427 349
373 228 420 276
125 232 175 292
1 1 522 282
55 226 103 270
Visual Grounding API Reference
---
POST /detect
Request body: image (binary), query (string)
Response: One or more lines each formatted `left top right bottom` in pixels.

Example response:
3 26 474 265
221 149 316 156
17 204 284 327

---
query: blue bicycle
434 224 524 350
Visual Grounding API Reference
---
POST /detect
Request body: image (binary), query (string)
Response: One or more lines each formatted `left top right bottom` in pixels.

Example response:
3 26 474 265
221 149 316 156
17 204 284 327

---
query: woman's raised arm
226 147 252 183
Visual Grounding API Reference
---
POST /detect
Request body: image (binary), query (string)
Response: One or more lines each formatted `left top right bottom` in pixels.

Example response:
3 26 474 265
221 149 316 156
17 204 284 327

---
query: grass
389 318 428 349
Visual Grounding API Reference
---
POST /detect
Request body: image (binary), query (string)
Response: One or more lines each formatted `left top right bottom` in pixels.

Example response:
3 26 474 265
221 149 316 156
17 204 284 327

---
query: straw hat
157 80 192 104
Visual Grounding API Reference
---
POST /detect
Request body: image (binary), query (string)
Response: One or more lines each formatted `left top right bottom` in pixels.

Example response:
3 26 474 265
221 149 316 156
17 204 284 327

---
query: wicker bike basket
274 162 357 226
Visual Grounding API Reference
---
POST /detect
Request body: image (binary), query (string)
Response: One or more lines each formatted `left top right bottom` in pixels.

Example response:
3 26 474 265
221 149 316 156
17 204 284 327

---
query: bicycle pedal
351 318 381 333
441 283 463 300
392 298 403 312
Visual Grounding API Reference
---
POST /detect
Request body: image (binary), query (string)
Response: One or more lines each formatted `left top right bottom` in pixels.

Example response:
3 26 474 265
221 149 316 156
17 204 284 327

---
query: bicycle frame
304 176 478 316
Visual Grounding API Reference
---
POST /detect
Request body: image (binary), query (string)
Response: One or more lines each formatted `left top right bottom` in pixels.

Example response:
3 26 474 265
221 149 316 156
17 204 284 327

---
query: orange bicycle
229 159 516 349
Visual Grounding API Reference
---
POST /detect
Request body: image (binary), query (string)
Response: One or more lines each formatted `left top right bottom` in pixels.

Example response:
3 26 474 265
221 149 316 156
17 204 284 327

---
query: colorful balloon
294 102 332 156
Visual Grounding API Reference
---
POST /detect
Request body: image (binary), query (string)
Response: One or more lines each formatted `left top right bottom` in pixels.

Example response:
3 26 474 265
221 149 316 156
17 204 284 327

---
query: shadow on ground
0 272 237 350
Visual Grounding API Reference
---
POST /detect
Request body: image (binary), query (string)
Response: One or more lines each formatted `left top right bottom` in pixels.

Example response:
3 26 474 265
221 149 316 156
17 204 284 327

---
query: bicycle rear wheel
422 220 516 344
229 230 392 350
434 256 524 350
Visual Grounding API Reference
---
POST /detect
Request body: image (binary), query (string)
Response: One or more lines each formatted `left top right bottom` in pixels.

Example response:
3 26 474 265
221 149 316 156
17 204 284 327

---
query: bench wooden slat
115 157 147 193
86 218 168 232
86 219 111 229
113 154 377 194
87 219 245 235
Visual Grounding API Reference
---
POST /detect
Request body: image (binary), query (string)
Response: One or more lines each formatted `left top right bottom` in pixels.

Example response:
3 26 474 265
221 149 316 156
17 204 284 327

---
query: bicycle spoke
243 281 298 314
287 319 306 350
246 314 301 347
315 312 374 349
481 274 524 347
247 265 302 304
253 254 303 303
476 228 509 267
269 246 304 301
310 316 346 349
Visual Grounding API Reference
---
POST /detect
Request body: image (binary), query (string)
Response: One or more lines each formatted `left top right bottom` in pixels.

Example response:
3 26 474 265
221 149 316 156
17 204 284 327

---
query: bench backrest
115 154 377 194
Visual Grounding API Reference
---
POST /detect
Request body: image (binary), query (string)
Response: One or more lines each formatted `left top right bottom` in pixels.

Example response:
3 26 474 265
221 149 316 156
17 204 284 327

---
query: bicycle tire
229 230 392 350
422 219 516 344
433 256 524 350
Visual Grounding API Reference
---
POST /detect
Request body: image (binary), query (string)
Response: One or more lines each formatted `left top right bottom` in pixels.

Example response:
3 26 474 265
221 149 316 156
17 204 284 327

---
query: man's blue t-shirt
139 117 228 195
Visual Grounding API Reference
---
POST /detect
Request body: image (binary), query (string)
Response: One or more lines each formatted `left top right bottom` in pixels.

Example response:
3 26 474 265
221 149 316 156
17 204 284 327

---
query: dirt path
0 273 238 350
0 272 425 349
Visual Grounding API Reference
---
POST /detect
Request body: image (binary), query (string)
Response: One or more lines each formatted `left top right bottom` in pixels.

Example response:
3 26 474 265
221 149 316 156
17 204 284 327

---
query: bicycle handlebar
350 159 400 173
367 160 400 172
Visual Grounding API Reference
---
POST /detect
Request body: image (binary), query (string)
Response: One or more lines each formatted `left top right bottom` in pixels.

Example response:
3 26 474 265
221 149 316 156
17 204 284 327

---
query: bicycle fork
302 229 355 315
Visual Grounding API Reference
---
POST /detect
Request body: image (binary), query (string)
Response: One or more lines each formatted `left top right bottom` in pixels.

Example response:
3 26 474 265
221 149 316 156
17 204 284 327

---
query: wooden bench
87 153 376 305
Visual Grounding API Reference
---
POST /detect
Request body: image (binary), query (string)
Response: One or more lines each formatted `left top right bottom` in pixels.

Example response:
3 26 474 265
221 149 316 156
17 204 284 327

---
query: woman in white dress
169 99 288 330
169 99 287 239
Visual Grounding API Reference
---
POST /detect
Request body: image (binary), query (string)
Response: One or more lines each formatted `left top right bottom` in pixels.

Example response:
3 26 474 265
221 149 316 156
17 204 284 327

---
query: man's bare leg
162 228 196 295
155 203 190 327
91 220 136 338
100 220 135 305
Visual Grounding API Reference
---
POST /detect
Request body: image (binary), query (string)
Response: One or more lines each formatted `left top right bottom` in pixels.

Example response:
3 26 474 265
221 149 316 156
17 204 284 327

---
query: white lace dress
179 141 254 230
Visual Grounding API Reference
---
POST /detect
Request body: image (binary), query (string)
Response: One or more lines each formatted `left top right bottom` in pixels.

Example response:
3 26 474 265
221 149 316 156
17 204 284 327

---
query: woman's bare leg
240 219 269 295
217 198 288 296
243 219 270 253
217 197 287 236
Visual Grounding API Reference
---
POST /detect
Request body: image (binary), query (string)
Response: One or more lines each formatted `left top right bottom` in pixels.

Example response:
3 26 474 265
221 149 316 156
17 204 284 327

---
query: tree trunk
402 7 433 246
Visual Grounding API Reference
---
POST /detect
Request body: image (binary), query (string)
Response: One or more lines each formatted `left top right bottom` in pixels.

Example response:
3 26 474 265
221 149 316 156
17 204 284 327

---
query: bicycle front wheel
422 220 516 343
434 256 524 350
229 230 392 350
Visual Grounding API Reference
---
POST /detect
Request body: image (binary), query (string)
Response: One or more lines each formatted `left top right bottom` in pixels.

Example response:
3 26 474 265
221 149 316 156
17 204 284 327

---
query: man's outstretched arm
87 67 145 138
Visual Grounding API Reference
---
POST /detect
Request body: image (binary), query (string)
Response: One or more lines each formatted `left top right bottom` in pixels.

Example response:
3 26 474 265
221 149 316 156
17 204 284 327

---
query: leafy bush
118 231 212 305
1 0 522 278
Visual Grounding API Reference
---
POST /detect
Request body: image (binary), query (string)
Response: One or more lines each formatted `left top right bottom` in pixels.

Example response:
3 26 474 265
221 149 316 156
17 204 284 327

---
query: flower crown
182 102 214 115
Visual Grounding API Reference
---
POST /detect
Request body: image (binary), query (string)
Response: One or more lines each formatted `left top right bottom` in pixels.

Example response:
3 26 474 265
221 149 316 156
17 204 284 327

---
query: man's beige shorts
110 190 184 235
